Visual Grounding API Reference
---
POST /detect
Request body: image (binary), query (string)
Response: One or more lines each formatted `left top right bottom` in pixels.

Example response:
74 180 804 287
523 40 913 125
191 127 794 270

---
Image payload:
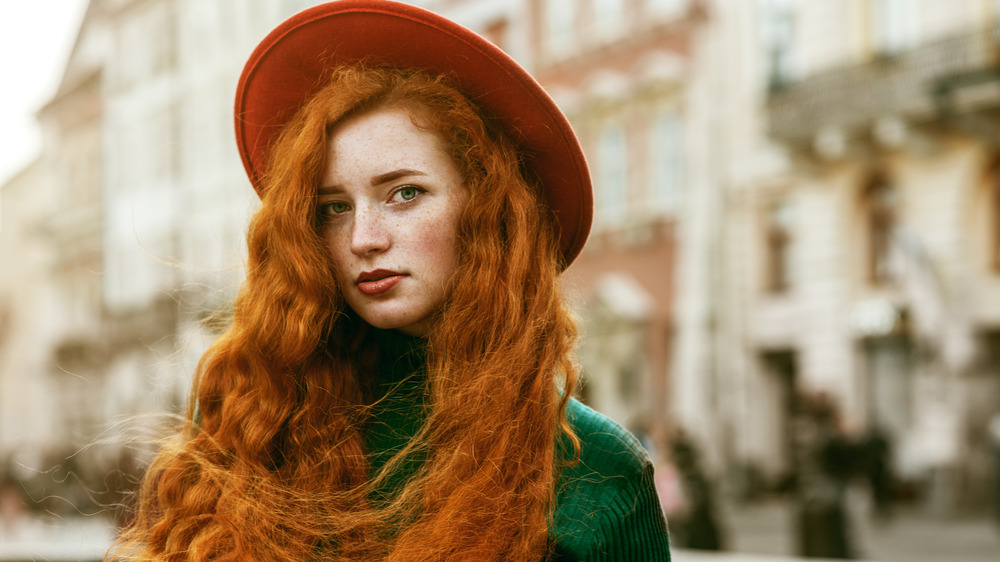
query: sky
0 0 89 186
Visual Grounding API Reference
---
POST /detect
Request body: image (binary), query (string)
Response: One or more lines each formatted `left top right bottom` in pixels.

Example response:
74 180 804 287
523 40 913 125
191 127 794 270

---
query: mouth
355 269 405 296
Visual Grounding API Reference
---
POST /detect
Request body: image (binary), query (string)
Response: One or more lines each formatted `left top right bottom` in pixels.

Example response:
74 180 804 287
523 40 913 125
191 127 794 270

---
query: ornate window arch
987 159 1000 271
764 197 795 293
862 172 901 285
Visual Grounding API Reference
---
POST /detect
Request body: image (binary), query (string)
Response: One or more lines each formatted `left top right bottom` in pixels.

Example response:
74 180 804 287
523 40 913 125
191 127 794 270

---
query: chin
346 296 439 336
362 312 428 336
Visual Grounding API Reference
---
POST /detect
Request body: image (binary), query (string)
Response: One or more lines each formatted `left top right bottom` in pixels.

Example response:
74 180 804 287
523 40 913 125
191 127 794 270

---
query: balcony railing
768 25 1000 146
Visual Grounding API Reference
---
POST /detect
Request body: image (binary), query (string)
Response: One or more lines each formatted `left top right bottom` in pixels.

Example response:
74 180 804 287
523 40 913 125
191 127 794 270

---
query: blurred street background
2 0 1000 560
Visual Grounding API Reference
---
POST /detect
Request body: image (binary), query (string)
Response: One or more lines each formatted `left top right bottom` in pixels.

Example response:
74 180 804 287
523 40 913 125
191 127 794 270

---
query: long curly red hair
108 66 580 561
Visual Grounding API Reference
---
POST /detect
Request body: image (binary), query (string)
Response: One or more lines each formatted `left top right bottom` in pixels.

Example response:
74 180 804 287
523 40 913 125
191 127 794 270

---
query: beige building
0 0 317 484
723 0 1000 511
518 0 713 452
0 160 60 470
0 1 108 467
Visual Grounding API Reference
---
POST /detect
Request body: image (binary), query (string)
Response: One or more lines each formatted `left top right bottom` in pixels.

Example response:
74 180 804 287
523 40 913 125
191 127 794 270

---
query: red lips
356 269 405 296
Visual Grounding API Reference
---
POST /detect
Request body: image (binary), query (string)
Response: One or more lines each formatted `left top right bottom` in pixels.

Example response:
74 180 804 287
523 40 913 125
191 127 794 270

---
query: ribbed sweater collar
370 328 427 388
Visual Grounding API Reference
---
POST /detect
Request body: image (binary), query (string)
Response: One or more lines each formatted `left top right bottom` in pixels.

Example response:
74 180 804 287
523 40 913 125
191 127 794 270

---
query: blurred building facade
531 0 703 442
723 0 1000 513
0 0 309 508
0 1 109 476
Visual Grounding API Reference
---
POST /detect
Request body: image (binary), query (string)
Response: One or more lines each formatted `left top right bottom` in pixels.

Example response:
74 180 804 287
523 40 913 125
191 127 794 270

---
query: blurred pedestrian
793 392 857 559
0 463 25 540
860 425 894 522
669 429 725 550
990 410 1000 527
107 2 670 560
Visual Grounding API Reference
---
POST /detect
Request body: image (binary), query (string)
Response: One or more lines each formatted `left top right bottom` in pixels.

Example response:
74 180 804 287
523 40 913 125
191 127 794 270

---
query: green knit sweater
366 329 671 561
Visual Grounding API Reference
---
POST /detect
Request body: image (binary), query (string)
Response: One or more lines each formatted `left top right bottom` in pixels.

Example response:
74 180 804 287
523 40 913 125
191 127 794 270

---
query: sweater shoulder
564 398 650 480
551 399 671 561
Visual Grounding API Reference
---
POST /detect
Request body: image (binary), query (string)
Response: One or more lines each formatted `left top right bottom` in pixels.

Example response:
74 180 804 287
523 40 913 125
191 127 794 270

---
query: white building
0 0 323 499
721 0 1000 512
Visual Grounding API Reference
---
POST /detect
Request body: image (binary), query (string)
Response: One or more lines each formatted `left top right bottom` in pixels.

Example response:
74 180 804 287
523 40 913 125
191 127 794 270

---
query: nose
349 208 391 256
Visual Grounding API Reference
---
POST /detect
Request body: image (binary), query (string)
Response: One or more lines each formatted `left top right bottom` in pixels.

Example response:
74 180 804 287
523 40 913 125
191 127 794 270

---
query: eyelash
318 201 350 217
394 185 422 202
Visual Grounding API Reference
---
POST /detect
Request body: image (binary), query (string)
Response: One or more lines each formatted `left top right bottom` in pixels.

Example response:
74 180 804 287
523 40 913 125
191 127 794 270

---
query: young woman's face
319 106 468 336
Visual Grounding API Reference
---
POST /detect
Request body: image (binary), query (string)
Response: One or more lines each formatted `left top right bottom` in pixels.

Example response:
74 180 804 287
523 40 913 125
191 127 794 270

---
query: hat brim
234 0 592 267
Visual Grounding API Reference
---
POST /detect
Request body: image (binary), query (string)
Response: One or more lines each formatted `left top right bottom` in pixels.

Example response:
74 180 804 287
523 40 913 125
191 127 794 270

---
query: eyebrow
371 168 426 186
317 168 427 195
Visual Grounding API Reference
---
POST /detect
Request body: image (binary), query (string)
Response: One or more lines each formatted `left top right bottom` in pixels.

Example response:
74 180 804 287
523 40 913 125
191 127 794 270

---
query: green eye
322 201 349 216
399 186 418 201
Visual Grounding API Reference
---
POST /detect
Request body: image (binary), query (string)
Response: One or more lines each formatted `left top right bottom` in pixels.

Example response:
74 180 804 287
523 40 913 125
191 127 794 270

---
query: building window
544 0 576 58
977 330 1000 368
648 110 683 214
596 122 629 225
759 0 797 89
760 350 797 479
648 0 686 17
992 165 1000 270
864 336 913 443
765 198 795 293
592 0 626 38
869 0 916 56
150 109 173 182
864 175 900 285
118 122 142 191
119 3 174 85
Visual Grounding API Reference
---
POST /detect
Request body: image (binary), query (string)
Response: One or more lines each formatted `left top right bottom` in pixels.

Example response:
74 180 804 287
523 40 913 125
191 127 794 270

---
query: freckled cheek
410 217 462 278
332 266 353 293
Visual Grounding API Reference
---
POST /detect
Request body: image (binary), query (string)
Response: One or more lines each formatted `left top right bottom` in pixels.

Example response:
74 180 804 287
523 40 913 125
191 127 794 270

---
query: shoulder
551 398 671 561
563 398 651 481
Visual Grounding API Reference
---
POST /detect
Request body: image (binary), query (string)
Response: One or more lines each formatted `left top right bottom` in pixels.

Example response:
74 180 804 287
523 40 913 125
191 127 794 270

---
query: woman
110 2 670 560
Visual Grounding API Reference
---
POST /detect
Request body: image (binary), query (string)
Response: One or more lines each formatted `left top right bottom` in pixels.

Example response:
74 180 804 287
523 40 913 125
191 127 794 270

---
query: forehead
322 106 455 183
330 105 444 148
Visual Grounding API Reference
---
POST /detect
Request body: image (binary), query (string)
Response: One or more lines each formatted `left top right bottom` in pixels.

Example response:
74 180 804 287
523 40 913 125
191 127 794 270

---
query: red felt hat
234 0 592 267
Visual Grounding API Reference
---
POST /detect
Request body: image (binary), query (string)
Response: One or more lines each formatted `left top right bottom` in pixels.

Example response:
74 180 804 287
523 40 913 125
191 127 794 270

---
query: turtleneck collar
372 328 425 358
371 328 428 388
